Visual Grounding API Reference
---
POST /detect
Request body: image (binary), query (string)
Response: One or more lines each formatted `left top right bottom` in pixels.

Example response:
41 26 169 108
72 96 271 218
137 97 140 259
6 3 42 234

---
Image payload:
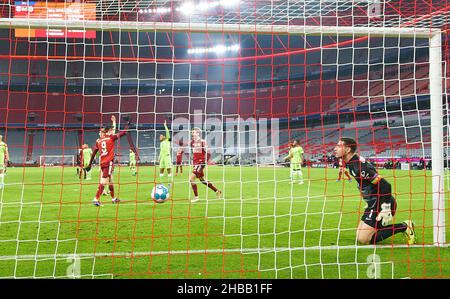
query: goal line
1 244 446 261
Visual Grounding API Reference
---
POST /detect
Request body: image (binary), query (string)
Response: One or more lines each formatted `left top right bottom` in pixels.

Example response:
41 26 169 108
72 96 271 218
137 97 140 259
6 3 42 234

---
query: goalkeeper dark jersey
346 154 393 209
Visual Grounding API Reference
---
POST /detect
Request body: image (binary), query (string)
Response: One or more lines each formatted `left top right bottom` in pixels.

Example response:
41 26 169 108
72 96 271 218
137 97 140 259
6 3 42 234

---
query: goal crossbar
0 18 441 37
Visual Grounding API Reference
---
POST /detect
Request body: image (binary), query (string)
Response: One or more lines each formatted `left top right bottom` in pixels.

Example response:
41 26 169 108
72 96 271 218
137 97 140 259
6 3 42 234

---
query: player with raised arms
333 137 416 245
0 134 9 189
284 139 304 185
85 116 127 206
99 115 118 195
189 127 221 203
158 120 173 187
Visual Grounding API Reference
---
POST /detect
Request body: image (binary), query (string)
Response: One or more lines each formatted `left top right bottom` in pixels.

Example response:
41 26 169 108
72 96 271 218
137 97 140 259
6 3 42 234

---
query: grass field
0 165 449 279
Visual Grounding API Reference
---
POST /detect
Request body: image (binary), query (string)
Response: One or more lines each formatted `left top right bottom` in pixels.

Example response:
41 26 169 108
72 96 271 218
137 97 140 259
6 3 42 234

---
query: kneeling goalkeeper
334 137 416 245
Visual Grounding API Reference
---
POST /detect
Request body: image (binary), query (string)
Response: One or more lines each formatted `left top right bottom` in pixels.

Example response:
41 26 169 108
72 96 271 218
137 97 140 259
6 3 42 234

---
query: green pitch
0 166 449 278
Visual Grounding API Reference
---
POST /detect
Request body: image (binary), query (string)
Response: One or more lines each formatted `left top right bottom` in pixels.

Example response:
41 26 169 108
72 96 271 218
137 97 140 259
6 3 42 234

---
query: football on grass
151 184 170 203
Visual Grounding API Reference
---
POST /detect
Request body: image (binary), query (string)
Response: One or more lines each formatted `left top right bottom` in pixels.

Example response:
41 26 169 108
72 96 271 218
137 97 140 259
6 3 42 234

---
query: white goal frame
2 19 444 245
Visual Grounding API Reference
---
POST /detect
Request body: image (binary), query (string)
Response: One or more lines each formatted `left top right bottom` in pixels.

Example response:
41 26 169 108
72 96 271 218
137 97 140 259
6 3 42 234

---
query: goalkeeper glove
376 202 393 226
84 165 92 172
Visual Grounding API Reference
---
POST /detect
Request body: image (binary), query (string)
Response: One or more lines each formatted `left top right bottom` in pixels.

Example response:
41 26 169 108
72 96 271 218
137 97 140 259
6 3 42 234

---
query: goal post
429 32 446 246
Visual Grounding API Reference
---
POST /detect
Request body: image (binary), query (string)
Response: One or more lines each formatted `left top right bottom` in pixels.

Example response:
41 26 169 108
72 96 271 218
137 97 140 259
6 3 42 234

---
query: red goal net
0 0 448 279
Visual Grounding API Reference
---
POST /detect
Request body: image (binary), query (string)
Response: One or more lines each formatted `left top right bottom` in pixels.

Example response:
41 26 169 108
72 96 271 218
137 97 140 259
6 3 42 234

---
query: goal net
0 0 448 279
39 155 75 167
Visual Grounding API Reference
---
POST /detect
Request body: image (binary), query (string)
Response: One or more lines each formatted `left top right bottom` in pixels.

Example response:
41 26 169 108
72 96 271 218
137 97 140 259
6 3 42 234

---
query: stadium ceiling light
176 0 240 15
153 7 170 14
178 2 196 15
230 44 240 51
198 1 219 11
213 45 227 54
138 7 172 14
187 44 240 55
220 0 240 8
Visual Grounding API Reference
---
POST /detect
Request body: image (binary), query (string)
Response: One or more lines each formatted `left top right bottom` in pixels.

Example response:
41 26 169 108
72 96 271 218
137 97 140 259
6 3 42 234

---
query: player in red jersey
175 140 185 176
85 118 127 206
189 127 221 203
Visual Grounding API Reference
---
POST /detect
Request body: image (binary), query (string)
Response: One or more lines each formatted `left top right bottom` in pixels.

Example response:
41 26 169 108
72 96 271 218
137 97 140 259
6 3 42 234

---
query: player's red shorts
176 155 183 165
192 164 205 179
100 161 114 178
